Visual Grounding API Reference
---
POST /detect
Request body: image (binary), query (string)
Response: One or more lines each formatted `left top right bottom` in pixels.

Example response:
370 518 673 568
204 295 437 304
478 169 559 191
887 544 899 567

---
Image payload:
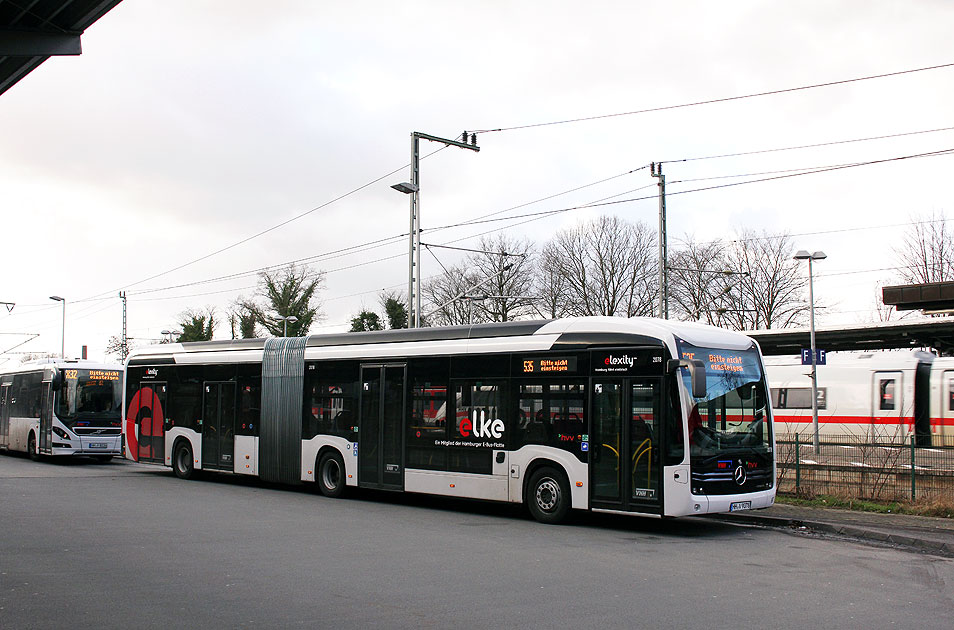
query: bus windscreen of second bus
56 369 122 428
676 339 774 495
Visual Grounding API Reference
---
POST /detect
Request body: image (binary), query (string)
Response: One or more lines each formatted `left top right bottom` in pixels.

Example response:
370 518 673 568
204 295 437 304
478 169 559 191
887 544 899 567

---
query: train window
771 387 826 410
879 379 896 411
948 378 954 412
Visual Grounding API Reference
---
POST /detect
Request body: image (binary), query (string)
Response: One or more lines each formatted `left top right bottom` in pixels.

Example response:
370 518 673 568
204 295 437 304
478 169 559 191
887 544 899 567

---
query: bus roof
0 359 123 376
127 316 758 365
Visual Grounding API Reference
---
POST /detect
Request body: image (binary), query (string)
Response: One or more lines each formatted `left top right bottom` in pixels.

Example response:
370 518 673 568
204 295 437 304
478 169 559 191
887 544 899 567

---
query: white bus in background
0 360 124 462
123 317 777 524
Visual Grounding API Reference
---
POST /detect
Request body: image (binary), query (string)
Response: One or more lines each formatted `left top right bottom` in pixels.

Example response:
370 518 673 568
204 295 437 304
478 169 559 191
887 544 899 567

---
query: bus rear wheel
27 432 40 461
527 466 570 524
173 441 195 480
316 451 346 498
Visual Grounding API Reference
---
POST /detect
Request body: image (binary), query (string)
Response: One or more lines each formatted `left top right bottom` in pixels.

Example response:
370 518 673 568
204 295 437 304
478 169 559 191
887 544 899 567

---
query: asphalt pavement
711 502 954 557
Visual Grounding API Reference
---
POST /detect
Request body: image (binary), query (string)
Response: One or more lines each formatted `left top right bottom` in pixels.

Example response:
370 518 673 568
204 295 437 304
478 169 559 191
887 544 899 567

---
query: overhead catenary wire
77 143 454 303
469 62 954 134
660 124 954 164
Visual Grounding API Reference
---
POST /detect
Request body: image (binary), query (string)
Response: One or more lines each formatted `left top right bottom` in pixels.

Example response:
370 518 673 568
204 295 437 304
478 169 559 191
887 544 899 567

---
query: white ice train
764 351 954 444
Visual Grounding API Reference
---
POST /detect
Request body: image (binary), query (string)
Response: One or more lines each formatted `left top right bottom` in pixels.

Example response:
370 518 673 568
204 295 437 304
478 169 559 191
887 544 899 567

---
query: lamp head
390 182 419 194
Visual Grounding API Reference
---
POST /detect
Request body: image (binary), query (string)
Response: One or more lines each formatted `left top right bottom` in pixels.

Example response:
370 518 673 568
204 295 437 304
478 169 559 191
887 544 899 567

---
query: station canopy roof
1 0 123 97
748 318 954 356
882 281 954 312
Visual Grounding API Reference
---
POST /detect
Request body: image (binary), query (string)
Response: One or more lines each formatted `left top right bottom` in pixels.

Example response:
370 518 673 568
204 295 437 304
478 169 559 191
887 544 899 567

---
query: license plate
89 443 108 449
730 501 752 512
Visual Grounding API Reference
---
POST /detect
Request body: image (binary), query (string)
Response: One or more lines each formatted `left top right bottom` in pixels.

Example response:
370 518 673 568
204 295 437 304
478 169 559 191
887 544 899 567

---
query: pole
911 434 916 501
808 257 820 454
795 433 801 491
119 292 128 363
413 140 422 328
652 162 668 319
60 299 65 359
399 132 479 327
407 134 419 328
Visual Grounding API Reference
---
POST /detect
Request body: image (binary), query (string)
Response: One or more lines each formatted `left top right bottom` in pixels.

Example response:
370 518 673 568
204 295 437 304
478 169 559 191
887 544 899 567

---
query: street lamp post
793 250 827 454
49 296 65 359
278 315 298 337
160 330 181 344
392 131 479 328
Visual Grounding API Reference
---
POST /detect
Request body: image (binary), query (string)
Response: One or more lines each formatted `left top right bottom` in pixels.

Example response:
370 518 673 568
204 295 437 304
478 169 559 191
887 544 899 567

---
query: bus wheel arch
524 460 571 524
172 438 196 480
315 447 347 498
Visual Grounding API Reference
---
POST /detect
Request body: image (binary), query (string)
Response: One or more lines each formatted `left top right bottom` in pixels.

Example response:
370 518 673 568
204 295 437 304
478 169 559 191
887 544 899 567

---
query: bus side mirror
667 359 706 399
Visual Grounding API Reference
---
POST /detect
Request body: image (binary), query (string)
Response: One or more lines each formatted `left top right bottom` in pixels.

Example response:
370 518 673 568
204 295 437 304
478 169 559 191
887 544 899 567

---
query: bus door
872 371 903 438
39 379 52 454
358 364 405 490
137 382 167 464
202 382 236 471
0 383 10 447
590 378 662 514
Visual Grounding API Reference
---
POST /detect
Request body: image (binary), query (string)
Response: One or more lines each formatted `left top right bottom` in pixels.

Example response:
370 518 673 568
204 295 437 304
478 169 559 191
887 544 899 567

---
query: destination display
521 357 578 374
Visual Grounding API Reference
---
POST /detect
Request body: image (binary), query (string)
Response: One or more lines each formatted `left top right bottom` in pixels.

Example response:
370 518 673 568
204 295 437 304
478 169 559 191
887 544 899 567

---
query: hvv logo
459 410 504 439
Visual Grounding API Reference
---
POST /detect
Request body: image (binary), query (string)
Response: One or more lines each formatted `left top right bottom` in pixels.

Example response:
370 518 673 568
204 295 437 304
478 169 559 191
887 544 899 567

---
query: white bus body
0 360 124 460
124 317 777 522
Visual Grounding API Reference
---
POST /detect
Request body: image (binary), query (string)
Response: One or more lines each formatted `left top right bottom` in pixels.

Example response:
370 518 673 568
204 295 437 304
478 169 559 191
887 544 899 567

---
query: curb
707 512 954 558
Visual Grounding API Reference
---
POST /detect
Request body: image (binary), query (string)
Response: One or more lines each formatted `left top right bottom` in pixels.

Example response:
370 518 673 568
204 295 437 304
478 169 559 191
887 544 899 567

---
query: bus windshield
675 340 771 456
55 368 122 427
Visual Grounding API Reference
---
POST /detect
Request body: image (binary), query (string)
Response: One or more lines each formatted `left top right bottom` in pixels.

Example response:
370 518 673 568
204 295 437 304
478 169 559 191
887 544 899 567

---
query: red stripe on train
773 414 954 426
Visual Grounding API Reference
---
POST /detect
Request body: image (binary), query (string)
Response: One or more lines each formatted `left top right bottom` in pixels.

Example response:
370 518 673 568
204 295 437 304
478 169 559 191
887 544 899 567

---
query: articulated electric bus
123 317 776 523
0 360 124 461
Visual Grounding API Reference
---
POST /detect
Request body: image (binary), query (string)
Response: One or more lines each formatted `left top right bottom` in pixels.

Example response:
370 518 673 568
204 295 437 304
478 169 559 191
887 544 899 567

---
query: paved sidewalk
709 503 954 557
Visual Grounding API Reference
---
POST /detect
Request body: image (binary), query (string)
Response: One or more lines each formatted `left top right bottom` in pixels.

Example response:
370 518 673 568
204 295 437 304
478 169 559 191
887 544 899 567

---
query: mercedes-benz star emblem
734 464 747 485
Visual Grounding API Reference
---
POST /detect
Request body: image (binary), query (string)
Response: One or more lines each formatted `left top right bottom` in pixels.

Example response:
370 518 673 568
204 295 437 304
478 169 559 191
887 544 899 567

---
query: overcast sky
2 0 953 364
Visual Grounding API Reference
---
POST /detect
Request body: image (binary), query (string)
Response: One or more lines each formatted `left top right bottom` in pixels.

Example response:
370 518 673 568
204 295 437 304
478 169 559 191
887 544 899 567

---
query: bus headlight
52 427 71 440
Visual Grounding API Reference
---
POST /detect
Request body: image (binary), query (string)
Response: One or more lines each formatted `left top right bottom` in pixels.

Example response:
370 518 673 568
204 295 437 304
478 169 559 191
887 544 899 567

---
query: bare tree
892 211 954 284
467 235 537 322
722 229 808 330
421 265 475 326
669 235 736 324
105 335 137 361
542 215 657 317
422 235 536 326
534 246 572 319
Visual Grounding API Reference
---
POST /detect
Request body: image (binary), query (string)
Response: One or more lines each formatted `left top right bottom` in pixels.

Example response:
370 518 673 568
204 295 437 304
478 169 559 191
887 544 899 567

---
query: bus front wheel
527 466 570 524
173 441 195 480
316 451 346 498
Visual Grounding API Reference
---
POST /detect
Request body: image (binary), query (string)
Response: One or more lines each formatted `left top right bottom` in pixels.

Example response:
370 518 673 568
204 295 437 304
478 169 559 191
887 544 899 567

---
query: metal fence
776 433 954 502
